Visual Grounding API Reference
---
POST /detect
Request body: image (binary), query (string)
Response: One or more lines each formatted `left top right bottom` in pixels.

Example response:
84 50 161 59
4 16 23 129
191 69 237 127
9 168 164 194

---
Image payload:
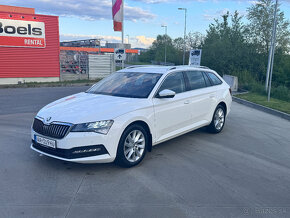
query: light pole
267 0 279 101
95 38 103 54
161 25 167 65
121 0 124 69
126 34 130 44
178 7 187 65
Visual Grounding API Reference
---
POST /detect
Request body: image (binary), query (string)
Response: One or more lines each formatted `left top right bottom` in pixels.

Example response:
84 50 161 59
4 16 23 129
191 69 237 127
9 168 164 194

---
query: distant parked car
31 65 232 167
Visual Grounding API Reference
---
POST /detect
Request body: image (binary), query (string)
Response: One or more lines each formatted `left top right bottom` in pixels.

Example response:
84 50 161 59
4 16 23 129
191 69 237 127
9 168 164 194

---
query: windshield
86 72 162 98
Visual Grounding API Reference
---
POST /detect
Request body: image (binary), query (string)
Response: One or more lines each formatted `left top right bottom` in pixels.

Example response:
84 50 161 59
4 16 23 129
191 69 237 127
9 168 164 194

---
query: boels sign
0 18 46 48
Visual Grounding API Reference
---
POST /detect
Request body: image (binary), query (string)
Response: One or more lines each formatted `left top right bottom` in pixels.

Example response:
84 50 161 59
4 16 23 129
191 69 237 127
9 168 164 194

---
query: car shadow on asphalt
32 127 209 173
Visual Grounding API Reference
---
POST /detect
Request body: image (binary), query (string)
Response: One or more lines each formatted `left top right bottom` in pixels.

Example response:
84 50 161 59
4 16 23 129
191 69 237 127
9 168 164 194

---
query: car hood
37 92 149 124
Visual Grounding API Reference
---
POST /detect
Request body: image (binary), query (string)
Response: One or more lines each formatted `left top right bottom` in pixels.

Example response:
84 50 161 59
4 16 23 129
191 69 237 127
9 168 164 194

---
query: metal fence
88 54 115 79
60 50 115 81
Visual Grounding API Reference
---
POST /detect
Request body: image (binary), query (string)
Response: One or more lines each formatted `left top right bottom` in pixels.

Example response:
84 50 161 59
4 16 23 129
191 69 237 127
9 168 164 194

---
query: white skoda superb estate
31 65 232 167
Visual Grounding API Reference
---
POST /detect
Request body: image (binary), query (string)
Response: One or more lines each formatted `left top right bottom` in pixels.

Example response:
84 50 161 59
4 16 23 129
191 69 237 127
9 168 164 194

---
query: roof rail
186 65 210 69
123 65 211 71
125 65 161 69
167 65 211 70
168 67 176 71
197 66 210 69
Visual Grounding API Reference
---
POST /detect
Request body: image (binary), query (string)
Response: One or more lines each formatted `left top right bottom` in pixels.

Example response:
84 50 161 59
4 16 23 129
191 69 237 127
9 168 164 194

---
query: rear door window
185 71 207 90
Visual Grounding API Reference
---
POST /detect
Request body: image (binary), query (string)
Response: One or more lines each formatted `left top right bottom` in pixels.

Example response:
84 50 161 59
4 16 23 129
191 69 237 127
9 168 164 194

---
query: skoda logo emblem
46 117 52 122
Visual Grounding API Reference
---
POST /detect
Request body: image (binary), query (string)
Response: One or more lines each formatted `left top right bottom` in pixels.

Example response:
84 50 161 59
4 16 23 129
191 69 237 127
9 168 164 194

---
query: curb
232 96 290 121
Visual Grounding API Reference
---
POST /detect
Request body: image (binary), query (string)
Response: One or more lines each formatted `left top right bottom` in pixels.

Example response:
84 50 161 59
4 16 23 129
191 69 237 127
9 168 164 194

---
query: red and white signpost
0 18 46 48
112 0 125 68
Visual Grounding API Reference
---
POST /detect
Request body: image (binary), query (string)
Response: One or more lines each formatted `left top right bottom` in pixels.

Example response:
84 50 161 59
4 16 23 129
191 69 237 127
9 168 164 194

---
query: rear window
207 72 222 85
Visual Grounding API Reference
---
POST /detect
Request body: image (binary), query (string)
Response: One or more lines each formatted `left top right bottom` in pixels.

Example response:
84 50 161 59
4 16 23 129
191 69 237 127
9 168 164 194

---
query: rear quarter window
207 72 222 85
202 72 212 87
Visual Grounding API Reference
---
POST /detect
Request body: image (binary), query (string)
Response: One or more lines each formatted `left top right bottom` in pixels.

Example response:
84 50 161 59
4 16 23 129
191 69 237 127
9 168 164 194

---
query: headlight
70 120 114 135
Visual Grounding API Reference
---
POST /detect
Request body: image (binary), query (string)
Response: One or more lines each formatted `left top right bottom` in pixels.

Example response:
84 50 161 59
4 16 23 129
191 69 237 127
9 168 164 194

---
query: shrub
271 86 290 102
233 71 290 102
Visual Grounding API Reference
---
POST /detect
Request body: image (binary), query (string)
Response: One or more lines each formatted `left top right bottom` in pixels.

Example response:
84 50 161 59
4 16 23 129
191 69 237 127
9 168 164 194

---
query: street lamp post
121 0 124 69
267 0 279 102
178 7 187 65
95 38 103 54
126 34 130 44
161 25 167 65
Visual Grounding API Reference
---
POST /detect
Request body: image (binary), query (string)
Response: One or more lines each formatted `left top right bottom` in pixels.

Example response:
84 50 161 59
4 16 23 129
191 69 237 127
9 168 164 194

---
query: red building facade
0 5 60 84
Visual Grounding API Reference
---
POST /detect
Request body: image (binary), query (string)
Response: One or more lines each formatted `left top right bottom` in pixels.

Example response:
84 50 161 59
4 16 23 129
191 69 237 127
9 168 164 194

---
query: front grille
33 118 71 139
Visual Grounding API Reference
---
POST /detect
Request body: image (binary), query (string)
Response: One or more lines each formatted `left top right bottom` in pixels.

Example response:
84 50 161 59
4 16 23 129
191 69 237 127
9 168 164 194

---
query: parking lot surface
0 86 290 218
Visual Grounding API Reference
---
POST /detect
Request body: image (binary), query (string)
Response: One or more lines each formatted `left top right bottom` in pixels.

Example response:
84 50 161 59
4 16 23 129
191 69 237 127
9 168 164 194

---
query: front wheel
207 105 226 133
115 124 148 167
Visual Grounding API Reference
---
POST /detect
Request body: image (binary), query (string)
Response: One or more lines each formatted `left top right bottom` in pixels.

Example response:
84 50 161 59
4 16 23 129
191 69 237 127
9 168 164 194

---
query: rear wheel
115 124 148 167
207 105 226 133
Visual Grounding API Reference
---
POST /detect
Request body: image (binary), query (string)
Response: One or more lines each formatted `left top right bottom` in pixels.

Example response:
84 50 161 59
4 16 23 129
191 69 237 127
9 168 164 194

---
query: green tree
246 0 290 54
140 35 183 65
173 37 184 51
246 0 290 88
186 32 204 49
202 12 252 75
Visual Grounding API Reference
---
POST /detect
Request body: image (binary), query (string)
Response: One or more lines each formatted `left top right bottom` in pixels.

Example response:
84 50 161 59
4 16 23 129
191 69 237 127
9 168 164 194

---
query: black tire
207 105 226 134
115 124 148 168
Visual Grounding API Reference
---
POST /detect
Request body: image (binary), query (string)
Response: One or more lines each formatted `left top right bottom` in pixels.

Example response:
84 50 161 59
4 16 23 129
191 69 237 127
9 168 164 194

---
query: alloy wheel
124 130 145 162
214 108 225 131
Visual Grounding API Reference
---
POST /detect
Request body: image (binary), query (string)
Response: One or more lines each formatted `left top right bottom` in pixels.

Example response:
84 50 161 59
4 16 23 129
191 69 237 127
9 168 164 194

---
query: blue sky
3 0 290 48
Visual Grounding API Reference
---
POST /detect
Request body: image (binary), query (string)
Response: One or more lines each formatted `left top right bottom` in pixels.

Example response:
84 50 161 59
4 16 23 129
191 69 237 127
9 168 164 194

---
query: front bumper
31 140 108 159
31 144 114 163
31 128 120 163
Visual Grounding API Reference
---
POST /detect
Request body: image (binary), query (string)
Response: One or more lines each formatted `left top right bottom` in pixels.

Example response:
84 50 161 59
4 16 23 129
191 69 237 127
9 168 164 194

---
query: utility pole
126 34 130 44
265 0 278 92
178 7 187 65
95 38 102 54
267 0 279 102
161 25 167 65
121 0 125 69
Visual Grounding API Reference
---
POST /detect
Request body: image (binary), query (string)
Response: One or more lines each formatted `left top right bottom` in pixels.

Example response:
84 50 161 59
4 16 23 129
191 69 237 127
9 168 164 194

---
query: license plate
35 135 56 149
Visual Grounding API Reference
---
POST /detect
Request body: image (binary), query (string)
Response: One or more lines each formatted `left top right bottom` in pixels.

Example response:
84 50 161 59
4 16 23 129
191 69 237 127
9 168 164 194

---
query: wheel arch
217 101 227 116
125 120 153 152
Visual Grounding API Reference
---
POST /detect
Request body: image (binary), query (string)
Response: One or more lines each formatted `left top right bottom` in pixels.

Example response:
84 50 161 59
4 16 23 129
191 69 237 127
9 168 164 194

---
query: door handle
184 100 190 104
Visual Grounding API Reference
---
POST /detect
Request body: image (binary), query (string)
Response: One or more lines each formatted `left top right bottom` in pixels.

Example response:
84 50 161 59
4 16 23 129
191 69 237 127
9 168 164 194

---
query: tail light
229 88 232 95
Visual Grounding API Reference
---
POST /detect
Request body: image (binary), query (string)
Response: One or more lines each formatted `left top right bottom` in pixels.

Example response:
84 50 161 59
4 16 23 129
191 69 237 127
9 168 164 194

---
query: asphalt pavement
0 86 290 218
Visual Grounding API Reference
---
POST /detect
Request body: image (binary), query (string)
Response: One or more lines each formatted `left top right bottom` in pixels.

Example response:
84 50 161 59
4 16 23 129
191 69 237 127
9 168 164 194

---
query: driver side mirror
157 89 176 98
